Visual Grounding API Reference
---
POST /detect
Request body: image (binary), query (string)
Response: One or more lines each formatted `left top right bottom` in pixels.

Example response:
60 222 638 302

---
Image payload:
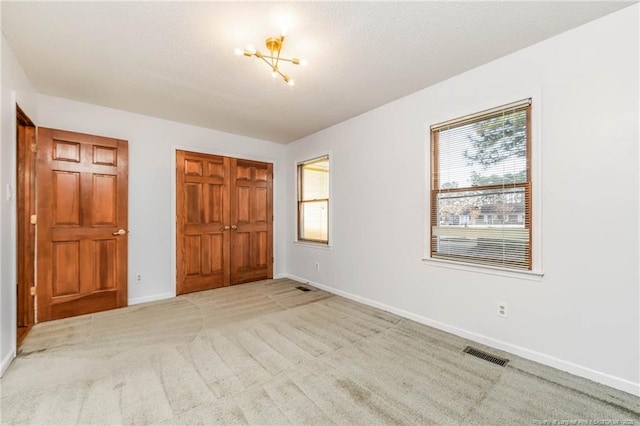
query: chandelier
234 33 307 86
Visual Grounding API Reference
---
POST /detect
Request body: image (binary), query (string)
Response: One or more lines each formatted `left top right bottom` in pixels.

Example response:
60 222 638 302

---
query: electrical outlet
497 302 508 318
315 262 320 271
135 274 143 283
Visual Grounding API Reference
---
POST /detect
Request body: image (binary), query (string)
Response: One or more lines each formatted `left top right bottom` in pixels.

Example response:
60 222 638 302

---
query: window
430 99 532 270
297 155 329 244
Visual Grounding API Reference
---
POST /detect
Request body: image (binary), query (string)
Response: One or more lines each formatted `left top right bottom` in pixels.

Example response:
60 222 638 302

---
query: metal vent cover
463 346 509 367
295 286 311 292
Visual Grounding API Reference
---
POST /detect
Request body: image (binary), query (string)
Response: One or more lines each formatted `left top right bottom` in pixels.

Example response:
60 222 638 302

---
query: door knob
231 225 237 230
224 225 230 230
112 229 127 236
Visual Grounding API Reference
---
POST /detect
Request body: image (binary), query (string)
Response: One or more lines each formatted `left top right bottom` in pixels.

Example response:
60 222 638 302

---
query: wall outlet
135 274 143 283
497 302 508 318
315 262 320 271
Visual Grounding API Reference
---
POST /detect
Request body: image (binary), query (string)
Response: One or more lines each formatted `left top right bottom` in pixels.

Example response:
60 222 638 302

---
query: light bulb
300 59 308 67
272 71 278 78
246 44 256 54
234 48 243 56
288 78 295 87
277 15 292 36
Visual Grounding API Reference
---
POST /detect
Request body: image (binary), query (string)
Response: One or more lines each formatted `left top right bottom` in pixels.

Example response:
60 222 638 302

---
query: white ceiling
1 1 634 143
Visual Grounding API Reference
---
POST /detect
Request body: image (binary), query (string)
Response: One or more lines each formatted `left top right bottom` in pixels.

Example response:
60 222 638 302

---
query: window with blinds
298 155 329 244
430 99 532 270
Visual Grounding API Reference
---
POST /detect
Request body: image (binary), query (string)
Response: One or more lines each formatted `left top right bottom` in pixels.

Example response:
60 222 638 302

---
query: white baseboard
128 292 175 306
273 273 288 279
283 273 640 397
0 349 16 378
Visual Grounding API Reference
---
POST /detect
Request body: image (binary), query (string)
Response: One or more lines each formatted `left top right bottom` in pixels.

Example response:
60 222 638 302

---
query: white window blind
298 156 329 244
430 99 532 270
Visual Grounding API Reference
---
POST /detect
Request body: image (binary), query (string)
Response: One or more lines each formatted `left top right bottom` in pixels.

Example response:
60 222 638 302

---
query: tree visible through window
298 156 329 244
431 99 532 269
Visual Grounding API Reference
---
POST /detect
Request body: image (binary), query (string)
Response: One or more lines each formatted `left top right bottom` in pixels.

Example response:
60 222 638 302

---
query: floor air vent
463 346 509 367
295 286 311 292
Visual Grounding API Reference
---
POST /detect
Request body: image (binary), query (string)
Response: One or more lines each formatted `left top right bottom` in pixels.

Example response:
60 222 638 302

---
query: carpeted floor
1 278 639 425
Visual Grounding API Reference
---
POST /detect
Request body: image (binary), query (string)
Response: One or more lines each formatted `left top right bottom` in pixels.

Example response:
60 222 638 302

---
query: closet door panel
230 159 273 284
176 151 230 294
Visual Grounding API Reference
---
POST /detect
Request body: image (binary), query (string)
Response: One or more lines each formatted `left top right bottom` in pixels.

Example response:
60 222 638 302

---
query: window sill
421 257 544 281
294 241 333 250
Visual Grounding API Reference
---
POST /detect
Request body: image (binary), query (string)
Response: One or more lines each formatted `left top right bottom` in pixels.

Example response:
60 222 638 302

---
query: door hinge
30 214 37 225
30 286 36 296
30 143 37 153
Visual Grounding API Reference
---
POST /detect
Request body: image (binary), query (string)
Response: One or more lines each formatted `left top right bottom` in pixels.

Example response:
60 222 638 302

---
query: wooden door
37 128 128 322
230 159 273 284
16 106 36 340
176 151 273 294
176 150 230 294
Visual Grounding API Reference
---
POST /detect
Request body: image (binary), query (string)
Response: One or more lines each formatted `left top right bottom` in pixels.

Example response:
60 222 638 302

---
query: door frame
171 145 279 295
16 104 36 345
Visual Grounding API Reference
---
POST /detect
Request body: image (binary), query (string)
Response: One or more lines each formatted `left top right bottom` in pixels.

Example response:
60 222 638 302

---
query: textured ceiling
1 1 634 143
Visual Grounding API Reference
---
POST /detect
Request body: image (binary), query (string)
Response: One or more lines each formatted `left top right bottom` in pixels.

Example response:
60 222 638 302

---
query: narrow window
430 99 532 270
298 155 329 244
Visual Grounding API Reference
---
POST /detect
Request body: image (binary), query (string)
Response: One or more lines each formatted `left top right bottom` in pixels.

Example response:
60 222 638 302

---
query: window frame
426 98 542 276
296 154 330 245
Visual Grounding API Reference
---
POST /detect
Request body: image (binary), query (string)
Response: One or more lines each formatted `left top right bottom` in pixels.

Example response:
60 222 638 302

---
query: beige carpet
1 278 638 425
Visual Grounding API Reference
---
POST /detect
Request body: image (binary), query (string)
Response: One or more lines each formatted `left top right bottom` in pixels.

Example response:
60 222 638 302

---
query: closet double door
176 150 273 294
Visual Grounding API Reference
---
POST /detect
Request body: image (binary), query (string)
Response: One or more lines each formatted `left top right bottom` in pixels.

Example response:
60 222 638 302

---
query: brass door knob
112 229 127 236
231 225 237 230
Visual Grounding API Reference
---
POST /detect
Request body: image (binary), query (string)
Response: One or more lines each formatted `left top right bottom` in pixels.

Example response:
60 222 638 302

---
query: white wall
36 94 288 307
285 5 640 395
0 34 38 376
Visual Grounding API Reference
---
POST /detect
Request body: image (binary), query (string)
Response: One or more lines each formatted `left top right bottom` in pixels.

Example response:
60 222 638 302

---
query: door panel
37 128 128 322
52 241 80 296
93 239 117 289
52 171 81 225
230 159 273 285
205 233 224 273
93 174 117 224
176 152 273 293
176 151 230 294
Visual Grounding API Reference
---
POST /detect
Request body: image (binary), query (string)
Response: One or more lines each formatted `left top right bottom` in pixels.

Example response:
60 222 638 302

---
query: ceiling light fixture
234 32 306 86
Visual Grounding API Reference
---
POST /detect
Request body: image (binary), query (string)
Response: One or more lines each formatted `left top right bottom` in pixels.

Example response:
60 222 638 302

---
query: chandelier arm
258 55 274 70
274 36 283 69
259 55 296 63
